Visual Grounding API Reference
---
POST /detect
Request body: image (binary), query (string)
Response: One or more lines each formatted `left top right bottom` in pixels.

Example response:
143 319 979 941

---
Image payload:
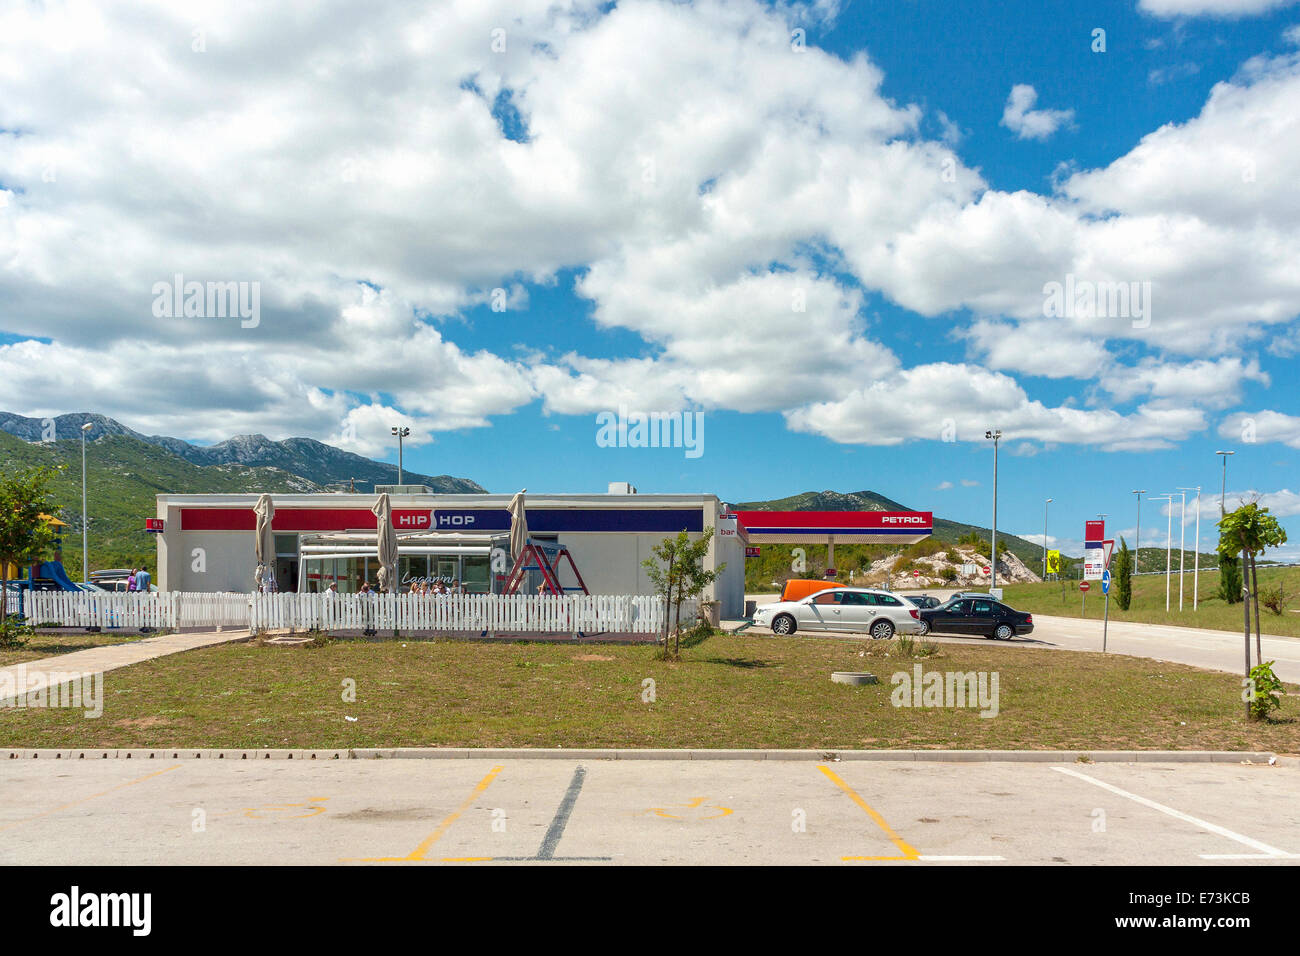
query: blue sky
1 0 1299 558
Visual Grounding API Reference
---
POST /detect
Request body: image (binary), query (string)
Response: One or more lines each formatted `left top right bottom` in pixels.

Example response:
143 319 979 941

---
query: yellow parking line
818 765 920 862
346 765 504 863
0 764 182 833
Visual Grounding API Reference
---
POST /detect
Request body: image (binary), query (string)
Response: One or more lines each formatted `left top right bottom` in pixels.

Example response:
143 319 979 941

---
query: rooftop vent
607 481 637 495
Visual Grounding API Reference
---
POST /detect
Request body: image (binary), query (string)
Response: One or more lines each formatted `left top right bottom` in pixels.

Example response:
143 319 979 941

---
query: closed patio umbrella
508 488 528 561
253 494 274 591
373 493 398 593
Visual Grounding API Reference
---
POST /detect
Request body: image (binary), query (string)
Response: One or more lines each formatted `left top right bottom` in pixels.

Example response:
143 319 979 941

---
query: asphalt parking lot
2 757 1297 865
735 613 1300 683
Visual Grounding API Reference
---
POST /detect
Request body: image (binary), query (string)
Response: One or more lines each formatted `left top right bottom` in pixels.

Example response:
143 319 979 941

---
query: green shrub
1247 661 1284 721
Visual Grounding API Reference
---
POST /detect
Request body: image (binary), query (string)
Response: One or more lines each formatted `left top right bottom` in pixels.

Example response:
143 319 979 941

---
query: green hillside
0 431 320 580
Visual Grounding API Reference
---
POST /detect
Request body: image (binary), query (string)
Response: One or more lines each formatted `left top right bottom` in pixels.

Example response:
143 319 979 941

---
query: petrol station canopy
731 511 933 546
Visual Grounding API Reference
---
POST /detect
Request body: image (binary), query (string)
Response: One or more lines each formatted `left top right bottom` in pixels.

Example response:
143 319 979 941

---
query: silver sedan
752 587 923 639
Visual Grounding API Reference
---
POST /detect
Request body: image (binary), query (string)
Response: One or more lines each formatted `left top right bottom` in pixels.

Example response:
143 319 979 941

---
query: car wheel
994 623 1013 641
771 614 797 635
870 619 895 640
916 619 930 636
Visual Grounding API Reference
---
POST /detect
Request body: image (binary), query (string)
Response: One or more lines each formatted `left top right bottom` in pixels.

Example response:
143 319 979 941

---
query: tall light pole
1180 486 1201 610
985 430 1001 590
80 422 93 583
1153 495 1174 612
1215 450 1234 517
1132 490 1145 575
1042 498 1052 579
1173 491 1187 611
391 426 410 486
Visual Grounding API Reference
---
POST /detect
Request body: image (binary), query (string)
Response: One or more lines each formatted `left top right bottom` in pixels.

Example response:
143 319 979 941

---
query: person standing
127 568 138 592
134 567 151 592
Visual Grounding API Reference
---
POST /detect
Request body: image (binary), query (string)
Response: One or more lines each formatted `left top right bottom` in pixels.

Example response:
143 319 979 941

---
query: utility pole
80 422 93 582
1132 489 1145 575
1042 498 1052 580
1174 491 1186 611
985 430 1001 590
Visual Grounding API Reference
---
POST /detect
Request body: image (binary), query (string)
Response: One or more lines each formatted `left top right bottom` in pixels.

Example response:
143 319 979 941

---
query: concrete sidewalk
0 628 251 704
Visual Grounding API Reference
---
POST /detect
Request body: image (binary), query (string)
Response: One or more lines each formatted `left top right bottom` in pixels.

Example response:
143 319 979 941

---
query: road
736 597 1300 683
2 757 1297 865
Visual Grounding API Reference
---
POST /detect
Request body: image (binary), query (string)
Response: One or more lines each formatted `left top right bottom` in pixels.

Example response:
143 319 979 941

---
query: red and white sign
1079 582 1091 592
1085 520 1105 542
145 518 165 533
912 570 920 577
744 546 761 558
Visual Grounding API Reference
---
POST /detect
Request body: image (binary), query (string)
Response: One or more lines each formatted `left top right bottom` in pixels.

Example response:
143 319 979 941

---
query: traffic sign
1101 570 1111 595
1079 582 1091 592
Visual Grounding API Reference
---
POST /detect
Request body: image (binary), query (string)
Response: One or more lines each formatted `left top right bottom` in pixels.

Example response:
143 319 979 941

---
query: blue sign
1101 569 1111 594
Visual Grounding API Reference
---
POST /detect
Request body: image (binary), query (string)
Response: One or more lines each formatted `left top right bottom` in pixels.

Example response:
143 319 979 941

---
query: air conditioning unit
607 482 637 495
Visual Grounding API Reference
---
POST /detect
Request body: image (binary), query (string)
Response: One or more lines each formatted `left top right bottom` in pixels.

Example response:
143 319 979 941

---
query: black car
918 597 1034 640
902 594 941 609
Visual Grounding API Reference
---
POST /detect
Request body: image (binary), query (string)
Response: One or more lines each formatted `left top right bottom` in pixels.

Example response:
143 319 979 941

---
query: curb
0 748 1284 764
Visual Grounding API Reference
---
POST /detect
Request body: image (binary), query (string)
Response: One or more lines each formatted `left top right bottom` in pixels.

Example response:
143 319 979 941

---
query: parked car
918 597 1033 640
902 593 941 609
753 587 922 639
76 582 107 592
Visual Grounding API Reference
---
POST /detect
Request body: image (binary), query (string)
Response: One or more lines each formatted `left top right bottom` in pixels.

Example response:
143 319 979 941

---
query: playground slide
36 561 81 591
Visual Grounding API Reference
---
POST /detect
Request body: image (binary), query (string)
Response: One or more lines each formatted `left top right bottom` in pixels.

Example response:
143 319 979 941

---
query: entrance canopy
733 511 932 545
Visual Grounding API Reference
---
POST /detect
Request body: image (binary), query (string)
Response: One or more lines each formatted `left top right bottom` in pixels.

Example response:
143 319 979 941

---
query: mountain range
0 412 485 494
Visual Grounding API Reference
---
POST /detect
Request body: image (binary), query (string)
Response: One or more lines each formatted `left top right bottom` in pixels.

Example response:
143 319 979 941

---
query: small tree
1220 503 1289 667
1113 537 1133 611
0 465 61 628
1217 552 1242 605
642 527 724 659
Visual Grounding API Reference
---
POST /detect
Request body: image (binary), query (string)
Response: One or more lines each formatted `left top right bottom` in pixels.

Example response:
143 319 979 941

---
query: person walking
134 567 151 592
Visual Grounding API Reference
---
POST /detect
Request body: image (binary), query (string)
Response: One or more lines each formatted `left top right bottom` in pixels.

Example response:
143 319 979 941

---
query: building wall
154 493 741 612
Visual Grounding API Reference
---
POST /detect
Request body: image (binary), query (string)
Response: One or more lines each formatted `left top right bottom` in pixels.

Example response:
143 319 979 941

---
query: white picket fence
18 590 695 636
249 592 691 635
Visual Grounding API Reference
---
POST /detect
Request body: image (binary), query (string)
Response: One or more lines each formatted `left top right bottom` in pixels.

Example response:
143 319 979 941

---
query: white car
752 587 922 639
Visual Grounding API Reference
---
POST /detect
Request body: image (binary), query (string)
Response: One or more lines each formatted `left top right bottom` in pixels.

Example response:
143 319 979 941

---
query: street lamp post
985 430 1001 590
1153 495 1174 612
1042 498 1052 580
1179 486 1201 610
80 422 93 583
1132 490 1146 575
391 426 411 486
1215 450 1234 517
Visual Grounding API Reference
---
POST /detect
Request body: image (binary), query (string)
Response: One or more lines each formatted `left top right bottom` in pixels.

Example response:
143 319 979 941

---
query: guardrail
17 591 693 636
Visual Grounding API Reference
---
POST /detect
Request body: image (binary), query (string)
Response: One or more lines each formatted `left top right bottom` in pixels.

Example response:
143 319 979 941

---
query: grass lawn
998 565 1300 638
0 631 147 667
1 634 1296 752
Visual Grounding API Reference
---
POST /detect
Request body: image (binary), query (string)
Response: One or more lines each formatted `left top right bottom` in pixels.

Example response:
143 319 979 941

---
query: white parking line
1052 766 1300 860
918 855 1006 861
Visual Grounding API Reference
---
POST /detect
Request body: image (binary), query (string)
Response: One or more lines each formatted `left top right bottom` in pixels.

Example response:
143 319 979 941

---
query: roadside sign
1046 549 1061 574
744 547 761 558
912 570 919 577
981 566 990 575
1079 582 1091 592
1101 569 1111 595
